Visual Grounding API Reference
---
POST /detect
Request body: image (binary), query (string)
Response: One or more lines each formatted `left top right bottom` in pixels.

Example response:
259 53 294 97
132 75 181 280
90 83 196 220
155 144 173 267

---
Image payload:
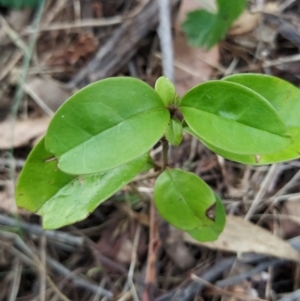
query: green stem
161 137 169 170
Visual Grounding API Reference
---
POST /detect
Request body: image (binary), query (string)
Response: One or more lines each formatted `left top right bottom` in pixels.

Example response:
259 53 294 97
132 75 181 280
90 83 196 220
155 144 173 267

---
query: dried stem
142 200 161 301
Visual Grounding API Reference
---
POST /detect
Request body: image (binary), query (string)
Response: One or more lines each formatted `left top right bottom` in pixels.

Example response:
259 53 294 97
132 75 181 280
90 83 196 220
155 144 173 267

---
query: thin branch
0 214 84 247
157 0 174 82
142 200 161 301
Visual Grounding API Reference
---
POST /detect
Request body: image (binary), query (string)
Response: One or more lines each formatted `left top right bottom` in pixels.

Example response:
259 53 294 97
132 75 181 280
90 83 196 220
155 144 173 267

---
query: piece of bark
68 0 181 88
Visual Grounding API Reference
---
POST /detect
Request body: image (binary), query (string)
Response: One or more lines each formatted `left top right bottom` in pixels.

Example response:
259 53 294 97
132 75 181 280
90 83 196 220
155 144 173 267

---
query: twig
0 15 30 56
277 289 300 301
23 82 54 116
124 225 141 301
263 54 300 68
46 257 113 299
24 17 122 33
278 0 297 12
0 214 84 247
142 200 161 301
245 164 280 220
155 257 236 301
157 0 174 83
216 258 283 288
46 276 71 301
191 274 267 301
155 236 300 301
8 259 22 301
40 234 46 301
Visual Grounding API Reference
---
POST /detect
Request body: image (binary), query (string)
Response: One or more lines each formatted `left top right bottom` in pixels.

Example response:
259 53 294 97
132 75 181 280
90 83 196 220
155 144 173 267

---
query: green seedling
16 74 300 241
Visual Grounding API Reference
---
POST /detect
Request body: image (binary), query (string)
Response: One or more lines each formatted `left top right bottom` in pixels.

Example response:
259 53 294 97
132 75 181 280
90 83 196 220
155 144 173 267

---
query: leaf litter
1 0 300 300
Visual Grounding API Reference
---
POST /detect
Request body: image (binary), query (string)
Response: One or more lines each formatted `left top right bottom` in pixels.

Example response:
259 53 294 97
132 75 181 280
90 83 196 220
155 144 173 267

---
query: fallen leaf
0 116 50 149
183 215 300 262
228 11 260 36
27 77 71 112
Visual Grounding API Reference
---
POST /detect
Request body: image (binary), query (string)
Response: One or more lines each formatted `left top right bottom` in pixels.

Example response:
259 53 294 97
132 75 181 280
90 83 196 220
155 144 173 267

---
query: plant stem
161 138 169 170
142 199 161 301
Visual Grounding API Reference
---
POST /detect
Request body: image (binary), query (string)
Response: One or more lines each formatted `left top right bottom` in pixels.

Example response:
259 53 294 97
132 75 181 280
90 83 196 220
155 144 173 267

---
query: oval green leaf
165 117 183 146
45 77 170 175
155 76 176 106
219 74 300 163
16 138 148 229
185 126 300 165
187 193 226 242
154 169 216 231
179 81 291 155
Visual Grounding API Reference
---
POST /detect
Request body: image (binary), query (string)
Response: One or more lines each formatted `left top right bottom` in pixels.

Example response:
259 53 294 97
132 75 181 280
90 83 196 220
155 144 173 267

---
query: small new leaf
155 76 176 106
165 117 183 146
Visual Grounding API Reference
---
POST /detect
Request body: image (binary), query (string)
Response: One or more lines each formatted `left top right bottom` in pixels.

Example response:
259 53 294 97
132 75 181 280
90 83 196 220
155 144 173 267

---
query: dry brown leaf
0 116 51 149
183 215 300 262
229 11 260 36
46 33 98 68
0 187 17 213
174 0 220 96
27 77 71 112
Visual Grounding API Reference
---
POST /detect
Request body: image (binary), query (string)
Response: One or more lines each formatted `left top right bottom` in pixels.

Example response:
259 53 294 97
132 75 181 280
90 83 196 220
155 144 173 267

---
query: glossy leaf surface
165 117 183 146
155 76 175 106
154 169 216 231
187 193 226 242
182 0 246 49
180 81 291 155
207 74 300 164
16 138 147 229
45 77 170 175
185 126 300 165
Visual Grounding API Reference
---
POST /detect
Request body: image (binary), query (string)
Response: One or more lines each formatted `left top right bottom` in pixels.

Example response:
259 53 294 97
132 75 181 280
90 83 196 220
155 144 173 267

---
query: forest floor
1 0 300 300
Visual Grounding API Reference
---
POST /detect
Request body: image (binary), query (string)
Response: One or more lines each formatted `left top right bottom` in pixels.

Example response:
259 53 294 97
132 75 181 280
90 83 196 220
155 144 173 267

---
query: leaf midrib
180 106 288 138
55 107 168 157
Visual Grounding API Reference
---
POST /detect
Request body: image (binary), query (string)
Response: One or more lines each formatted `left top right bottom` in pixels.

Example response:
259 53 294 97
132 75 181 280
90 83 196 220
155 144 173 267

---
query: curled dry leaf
183 215 300 262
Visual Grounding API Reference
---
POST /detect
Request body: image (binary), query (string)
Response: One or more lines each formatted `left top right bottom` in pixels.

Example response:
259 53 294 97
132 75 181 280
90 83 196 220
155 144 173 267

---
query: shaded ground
1 0 300 300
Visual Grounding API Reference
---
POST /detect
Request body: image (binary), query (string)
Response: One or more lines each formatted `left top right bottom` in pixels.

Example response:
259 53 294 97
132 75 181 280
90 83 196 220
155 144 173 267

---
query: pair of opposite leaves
16 74 300 236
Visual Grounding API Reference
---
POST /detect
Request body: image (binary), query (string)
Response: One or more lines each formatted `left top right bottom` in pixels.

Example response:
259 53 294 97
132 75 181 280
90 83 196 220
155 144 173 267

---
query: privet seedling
16 74 300 241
